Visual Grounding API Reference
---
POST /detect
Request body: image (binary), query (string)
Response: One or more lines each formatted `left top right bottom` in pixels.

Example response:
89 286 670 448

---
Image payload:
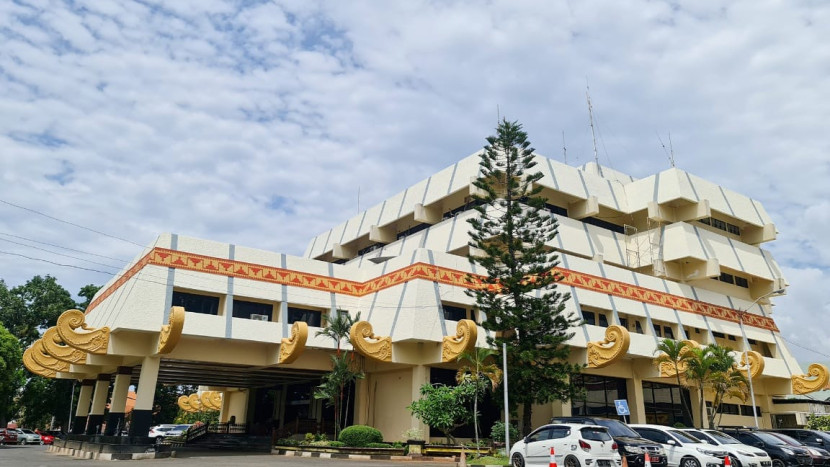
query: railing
183 424 208 443
271 418 334 441
207 423 248 434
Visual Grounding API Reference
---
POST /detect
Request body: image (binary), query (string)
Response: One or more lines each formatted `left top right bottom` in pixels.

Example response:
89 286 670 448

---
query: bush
328 441 345 447
276 438 299 446
366 442 392 448
338 425 384 447
490 421 519 444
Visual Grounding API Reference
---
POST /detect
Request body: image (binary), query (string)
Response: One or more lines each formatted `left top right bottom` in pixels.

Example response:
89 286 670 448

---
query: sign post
614 399 630 424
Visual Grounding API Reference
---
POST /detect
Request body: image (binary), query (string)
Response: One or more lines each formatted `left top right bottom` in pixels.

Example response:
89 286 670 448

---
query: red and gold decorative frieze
86 247 779 332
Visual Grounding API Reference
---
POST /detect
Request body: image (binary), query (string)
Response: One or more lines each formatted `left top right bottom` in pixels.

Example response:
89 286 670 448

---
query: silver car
16 429 42 445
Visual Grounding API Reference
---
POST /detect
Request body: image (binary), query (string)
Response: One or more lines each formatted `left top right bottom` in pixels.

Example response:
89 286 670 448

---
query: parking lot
0 444 457 466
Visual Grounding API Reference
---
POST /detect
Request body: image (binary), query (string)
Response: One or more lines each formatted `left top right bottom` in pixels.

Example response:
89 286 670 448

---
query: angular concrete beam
647 201 675 223
414 203 442 225
676 199 710 222
369 225 396 244
744 223 777 245
568 196 599 220
332 243 356 260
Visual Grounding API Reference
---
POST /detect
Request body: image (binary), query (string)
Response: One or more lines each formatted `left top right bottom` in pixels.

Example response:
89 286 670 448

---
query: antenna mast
586 87 599 168
562 130 568 164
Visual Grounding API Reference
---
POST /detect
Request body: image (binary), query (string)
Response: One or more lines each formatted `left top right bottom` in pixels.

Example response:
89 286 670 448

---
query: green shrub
392 441 404 448
338 425 384 447
366 442 392 448
276 438 299 446
328 441 345 447
490 421 519 444
304 433 315 444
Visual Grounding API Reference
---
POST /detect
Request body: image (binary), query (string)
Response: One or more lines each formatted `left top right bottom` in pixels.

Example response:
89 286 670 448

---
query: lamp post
502 341 510 453
737 288 785 429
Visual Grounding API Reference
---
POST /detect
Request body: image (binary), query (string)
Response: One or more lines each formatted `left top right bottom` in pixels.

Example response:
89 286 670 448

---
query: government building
23 152 828 441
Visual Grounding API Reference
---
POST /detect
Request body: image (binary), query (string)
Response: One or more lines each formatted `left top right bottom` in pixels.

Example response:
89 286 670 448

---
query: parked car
15 428 42 445
630 424 727 467
39 432 55 445
766 432 830 467
722 428 812 467
773 431 830 453
550 417 667 467
148 424 191 442
681 428 773 467
510 423 622 467
0 428 19 445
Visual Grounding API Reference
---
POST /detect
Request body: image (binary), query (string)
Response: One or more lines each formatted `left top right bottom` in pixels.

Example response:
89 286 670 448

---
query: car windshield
593 419 641 438
773 433 804 446
22 429 34 434
687 430 715 443
582 427 613 442
705 431 741 445
670 430 703 443
755 432 789 445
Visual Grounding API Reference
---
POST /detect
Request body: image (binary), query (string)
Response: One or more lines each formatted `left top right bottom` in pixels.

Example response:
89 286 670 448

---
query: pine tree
467 119 583 436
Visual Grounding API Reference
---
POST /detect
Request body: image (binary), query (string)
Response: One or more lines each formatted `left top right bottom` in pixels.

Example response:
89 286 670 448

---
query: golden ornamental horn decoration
349 320 392 363
587 325 631 368
178 395 197 413
740 350 765 379
442 319 478 362
30 339 70 373
158 306 185 354
656 340 702 378
278 321 308 364
187 393 203 411
23 347 56 378
792 363 830 395
56 309 110 354
42 327 87 364
200 391 221 411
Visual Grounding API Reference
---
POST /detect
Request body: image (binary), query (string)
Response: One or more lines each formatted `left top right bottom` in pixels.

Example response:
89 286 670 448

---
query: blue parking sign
614 399 630 416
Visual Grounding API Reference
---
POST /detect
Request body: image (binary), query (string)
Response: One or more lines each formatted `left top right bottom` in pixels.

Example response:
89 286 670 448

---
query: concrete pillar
689 389 706 428
353 378 369 426
626 375 647 424
72 379 95 434
129 356 160 437
410 365 429 437
104 367 132 435
86 374 111 435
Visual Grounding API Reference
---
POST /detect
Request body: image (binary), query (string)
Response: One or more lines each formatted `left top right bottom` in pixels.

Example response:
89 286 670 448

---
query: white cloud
0 0 828 365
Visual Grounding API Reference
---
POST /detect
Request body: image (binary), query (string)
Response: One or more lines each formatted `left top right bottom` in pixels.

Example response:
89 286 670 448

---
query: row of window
706 401 761 417
699 217 741 236
712 272 750 288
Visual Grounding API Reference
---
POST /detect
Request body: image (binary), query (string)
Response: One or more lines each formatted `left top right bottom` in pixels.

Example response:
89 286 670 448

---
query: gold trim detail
178 395 197 413
442 319 478 363
42 327 87 364
157 306 185 354
23 347 56 378
187 393 203 411
278 322 308 364
657 340 703 377
31 339 70 372
56 309 110 354
740 350 765 379
587 325 631 368
349 320 392 362
792 363 830 395
200 391 223 411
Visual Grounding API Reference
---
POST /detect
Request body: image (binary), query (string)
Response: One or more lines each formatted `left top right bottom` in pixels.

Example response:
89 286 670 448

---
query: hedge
338 425 383 447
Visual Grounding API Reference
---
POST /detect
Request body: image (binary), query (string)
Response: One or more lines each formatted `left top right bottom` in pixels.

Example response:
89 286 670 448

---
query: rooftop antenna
497 104 501 123
586 83 602 175
562 130 568 164
657 132 676 168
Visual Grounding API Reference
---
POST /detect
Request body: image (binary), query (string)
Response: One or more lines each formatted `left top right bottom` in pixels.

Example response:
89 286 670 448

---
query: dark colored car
550 417 668 467
723 429 812 467
773 430 830 452
0 428 19 445
766 432 830 467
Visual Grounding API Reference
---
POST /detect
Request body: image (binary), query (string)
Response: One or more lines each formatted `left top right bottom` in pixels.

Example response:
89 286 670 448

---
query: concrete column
86 374 111 434
353 378 369 426
689 388 706 428
129 356 160 437
104 367 132 435
72 379 95 434
410 365 429 437
626 375 647 424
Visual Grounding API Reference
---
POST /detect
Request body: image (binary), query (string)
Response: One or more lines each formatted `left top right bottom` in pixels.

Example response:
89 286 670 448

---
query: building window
642 381 692 427
583 216 625 234
546 204 568 217
634 321 644 334
663 326 675 339
233 299 273 320
740 405 761 417
619 318 628 329
734 276 749 288
443 305 467 321
287 307 323 327
653 323 662 338
698 217 741 236
172 291 220 315
599 314 608 327
397 222 430 240
712 331 725 339
571 374 629 420
584 311 596 326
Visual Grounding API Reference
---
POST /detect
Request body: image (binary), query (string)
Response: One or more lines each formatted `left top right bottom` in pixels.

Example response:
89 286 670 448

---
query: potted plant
403 428 425 457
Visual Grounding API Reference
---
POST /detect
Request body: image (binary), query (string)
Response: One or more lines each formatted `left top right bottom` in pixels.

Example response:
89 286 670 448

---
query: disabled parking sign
614 399 630 416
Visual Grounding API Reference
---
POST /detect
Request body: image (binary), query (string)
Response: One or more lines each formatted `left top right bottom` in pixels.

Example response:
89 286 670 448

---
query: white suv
681 429 773 467
510 423 623 467
15 429 42 445
630 424 727 467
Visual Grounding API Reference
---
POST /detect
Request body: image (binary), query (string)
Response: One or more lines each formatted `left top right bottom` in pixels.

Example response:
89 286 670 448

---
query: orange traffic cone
644 452 652 467
725 456 732 467
622 455 629 467
550 447 557 467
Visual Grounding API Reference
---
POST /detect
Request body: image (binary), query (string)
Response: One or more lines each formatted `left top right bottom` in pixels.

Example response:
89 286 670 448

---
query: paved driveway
0 444 457 467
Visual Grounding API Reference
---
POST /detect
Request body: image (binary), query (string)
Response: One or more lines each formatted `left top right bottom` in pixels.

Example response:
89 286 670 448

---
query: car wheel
728 456 740 467
512 452 526 467
680 457 700 467
565 455 582 467
20 439 27 445
772 460 785 467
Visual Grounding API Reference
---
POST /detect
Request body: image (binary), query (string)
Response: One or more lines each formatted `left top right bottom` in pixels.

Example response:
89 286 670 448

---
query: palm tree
317 310 361 353
654 339 694 426
705 345 747 428
456 348 503 455
684 346 716 428
315 310 362 437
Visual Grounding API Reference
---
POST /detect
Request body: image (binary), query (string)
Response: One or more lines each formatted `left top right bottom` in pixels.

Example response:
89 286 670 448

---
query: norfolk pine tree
467 119 583 435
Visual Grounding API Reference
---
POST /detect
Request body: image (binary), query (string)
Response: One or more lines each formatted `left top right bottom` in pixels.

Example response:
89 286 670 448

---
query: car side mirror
816 438 824 445
667 439 677 445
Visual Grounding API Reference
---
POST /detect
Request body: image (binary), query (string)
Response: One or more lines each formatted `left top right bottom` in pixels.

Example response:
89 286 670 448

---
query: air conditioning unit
250 314 269 321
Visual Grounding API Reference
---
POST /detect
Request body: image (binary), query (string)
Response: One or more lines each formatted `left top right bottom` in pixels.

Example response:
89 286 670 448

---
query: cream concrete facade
25 152 827 440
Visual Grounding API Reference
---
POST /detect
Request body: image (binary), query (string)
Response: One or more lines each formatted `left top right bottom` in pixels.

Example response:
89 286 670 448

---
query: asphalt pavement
0 444 458 466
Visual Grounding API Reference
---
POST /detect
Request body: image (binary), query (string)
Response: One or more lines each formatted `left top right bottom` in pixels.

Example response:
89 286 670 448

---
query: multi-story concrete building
24 152 828 441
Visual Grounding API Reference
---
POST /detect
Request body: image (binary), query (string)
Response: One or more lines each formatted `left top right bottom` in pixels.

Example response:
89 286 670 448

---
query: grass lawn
467 455 510 466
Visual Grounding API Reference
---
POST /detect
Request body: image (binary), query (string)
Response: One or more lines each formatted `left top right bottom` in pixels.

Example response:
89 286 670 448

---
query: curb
47 443 173 461
272 448 457 462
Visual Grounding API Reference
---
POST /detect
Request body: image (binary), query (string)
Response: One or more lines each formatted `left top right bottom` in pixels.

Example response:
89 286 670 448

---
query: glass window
172 291 220 315
727 224 741 236
287 307 322 327
620 318 628 329
687 430 714 443
583 311 596 326
670 430 703 443
571 375 628 420
528 428 552 443
232 299 273 320
653 323 662 337
636 428 670 444
664 326 675 339
550 427 572 439
705 431 740 444
735 277 749 288
581 427 612 442
598 314 609 327
635 321 644 334
719 273 735 284
443 305 467 321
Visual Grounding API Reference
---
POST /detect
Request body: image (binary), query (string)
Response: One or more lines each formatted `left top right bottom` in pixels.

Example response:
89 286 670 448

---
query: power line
0 231 131 262
0 250 117 275
0 237 123 270
0 199 145 247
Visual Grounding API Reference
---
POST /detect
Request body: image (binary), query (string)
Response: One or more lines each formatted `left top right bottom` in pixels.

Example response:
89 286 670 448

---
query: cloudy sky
1 0 828 363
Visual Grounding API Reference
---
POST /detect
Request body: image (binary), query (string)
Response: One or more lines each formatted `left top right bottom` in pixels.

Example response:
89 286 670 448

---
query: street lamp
737 288 785 429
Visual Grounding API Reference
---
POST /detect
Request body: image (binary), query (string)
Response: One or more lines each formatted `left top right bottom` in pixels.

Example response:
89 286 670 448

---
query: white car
630 424 727 467
681 429 773 467
15 428 42 445
148 424 192 442
510 423 623 467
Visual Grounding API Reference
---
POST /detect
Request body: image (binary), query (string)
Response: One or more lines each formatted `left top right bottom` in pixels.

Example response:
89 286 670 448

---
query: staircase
173 423 271 452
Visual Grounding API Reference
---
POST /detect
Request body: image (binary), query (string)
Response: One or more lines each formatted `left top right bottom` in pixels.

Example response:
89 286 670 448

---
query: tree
408 382 476 444
683 344 748 428
466 119 583 435
654 339 695 425
0 323 24 425
456 348 502 453
684 346 716 428
807 414 830 431
0 276 75 347
17 377 75 430
77 284 102 311
314 310 363 438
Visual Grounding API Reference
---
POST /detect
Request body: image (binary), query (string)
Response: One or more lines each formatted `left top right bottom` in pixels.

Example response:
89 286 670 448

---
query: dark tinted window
593 419 641 438
551 427 572 439
172 291 220 315
687 430 714 443
581 427 612 442
443 305 467 321
528 428 553 443
287 307 322 327
754 432 788 445
232 299 272 320
635 428 670 444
